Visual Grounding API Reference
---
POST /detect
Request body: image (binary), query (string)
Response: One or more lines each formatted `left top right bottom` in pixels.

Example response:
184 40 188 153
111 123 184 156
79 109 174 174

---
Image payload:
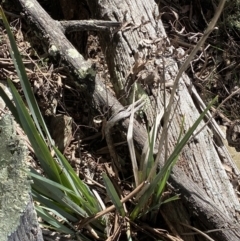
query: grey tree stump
0 115 43 241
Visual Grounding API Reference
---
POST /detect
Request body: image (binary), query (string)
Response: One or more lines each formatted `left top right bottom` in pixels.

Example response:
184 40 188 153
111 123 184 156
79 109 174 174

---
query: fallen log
15 0 240 240
86 0 240 239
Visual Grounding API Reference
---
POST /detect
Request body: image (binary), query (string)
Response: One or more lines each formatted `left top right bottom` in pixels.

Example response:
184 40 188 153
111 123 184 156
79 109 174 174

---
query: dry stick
187 85 225 140
26 53 54 87
147 0 227 180
182 226 240 236
179 222 215 241
189 87 240 142
77 181 146 229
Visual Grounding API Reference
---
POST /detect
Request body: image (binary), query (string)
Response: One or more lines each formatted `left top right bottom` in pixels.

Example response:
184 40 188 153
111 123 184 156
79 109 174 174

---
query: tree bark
15 0 240 240
0 115 43 241
86 0 240 240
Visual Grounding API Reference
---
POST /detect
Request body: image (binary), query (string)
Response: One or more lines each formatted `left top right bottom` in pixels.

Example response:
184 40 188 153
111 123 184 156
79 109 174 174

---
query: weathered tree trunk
15 0 240 240
0 115 43 241
86 0 240 240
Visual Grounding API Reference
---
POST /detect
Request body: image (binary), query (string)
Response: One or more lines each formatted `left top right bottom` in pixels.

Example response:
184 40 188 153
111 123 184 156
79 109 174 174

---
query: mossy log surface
0 115 43 241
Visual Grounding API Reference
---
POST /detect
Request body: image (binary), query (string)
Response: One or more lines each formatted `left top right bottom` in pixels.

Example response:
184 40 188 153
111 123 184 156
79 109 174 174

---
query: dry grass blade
127 87 139 186
105 96 145 172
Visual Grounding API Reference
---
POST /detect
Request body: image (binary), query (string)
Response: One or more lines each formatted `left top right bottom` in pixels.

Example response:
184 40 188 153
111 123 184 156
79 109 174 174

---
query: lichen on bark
0 115 31 239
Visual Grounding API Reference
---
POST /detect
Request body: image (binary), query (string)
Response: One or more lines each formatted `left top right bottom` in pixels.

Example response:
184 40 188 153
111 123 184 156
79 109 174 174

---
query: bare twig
179 222 215 241
77 181 147 229
189 87 240 142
